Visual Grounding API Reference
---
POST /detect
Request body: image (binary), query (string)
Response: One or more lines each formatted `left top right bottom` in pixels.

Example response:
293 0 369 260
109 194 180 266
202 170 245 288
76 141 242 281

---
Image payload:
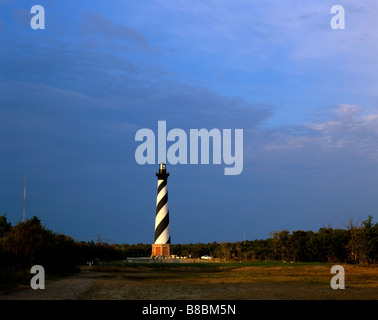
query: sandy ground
0 271 101 300
1 265 377 300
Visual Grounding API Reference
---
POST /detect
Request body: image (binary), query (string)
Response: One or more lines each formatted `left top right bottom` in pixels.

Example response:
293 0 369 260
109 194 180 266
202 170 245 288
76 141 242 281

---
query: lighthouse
151 162 171 258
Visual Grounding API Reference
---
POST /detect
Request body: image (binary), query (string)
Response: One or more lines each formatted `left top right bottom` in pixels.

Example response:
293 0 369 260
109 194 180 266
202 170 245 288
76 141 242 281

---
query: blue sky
1 0 377 244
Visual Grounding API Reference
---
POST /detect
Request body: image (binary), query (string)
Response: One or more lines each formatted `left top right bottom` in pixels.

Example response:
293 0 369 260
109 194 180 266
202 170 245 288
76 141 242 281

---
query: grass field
80 261 378 300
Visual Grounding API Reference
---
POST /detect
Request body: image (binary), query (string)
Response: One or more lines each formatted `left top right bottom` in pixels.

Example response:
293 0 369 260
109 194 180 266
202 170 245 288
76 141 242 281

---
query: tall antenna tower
23 176 26 222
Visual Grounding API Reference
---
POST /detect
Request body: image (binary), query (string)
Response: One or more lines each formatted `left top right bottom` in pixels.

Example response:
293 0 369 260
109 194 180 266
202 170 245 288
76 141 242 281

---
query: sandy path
0 271 108 300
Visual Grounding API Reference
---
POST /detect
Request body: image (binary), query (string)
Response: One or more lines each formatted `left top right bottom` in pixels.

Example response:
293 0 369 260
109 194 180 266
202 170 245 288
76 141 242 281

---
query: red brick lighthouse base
151 243 171 257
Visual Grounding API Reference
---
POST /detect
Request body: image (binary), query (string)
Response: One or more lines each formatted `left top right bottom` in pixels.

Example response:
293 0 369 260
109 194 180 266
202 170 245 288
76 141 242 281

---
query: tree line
1 214 376 289
170 216 377 265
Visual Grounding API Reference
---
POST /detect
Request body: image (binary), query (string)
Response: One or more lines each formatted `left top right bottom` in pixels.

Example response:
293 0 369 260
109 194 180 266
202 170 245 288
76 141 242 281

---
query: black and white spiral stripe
154 178 171 244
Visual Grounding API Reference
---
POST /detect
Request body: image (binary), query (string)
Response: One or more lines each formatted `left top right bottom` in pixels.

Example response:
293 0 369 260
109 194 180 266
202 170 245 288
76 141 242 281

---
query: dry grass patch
82 262 378 300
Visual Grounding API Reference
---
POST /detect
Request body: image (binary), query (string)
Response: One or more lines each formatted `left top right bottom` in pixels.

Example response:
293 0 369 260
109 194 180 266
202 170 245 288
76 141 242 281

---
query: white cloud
263 104 378 159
